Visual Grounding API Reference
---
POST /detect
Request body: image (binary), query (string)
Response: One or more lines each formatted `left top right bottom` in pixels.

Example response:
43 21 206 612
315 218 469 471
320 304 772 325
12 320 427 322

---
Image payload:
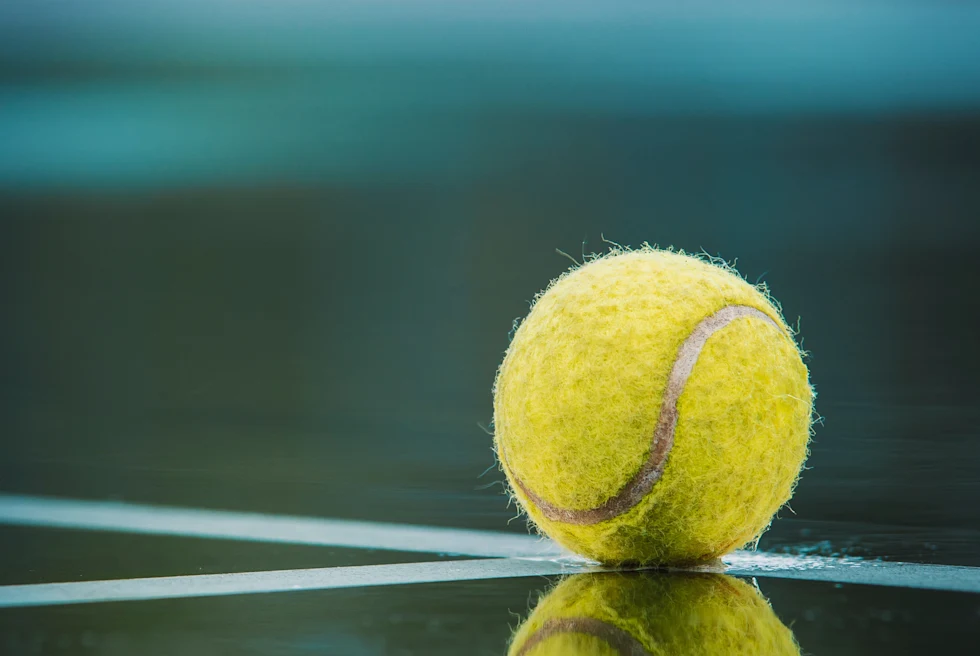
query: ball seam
501 304 783 526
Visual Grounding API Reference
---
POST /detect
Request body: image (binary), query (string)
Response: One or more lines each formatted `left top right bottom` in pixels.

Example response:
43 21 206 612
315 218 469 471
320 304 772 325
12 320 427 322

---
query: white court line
0 559 584 608
0 494 564 559
1 494 978 606
1 553 978 608
719 551 980 594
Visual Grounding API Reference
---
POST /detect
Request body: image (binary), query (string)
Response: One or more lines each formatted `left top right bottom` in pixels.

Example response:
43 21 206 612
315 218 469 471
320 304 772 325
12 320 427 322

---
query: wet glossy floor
0 495 978 655
2 572 977 655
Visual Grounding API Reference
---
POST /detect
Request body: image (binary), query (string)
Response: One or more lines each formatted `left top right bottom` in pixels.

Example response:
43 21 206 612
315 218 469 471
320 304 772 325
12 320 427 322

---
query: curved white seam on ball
505 304 783 526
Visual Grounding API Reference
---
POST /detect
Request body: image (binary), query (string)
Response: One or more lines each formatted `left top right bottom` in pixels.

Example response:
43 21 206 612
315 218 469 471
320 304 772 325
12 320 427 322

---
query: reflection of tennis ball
509 573 800 656
494 247 812 564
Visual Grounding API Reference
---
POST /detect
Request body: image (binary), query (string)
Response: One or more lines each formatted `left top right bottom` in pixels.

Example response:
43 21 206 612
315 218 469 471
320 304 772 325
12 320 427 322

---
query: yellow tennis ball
493 247 813 564
508 572 800 656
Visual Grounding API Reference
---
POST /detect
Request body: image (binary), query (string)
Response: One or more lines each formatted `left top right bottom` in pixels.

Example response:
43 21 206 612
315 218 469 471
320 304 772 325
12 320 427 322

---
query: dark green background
3 3 980 565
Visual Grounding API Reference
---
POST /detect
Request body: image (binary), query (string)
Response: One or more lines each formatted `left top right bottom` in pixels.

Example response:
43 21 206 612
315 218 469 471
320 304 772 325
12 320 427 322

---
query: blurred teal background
3 1 980 566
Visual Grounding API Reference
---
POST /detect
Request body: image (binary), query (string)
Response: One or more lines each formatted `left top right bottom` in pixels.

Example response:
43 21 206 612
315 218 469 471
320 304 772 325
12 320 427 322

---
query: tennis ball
508 572 800 656
493 246 812 564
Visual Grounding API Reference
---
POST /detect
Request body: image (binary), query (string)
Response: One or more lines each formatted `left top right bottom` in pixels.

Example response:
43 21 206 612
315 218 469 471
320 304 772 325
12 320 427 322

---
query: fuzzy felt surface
493 248 813 564
508 572 800 656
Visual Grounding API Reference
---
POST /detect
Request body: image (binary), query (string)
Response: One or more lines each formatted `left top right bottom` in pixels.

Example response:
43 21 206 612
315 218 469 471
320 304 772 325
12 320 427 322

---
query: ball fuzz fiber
493 247 813 565
508 572 800 656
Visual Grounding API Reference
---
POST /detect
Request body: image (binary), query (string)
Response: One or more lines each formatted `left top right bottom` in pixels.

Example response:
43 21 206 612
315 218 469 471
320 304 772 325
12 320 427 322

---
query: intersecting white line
0 494 564 558
1 493 979 609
